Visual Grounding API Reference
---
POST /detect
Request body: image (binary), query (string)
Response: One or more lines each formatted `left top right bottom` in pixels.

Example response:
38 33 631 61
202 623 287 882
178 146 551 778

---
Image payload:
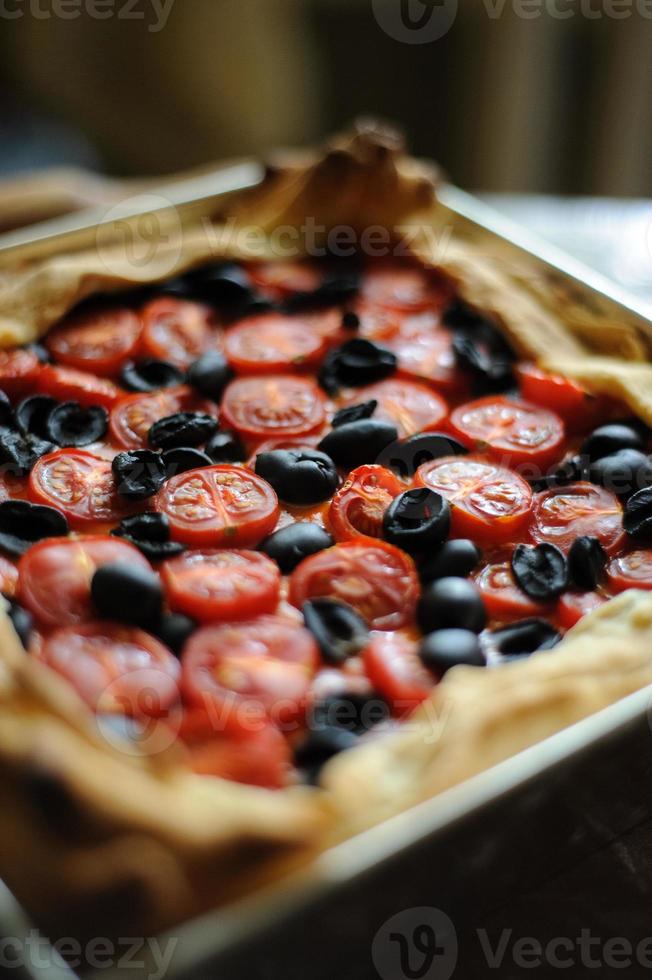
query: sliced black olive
91 563 163 630
511 543 569 601
417 577 487 635
383 488 451 554
162 447 213 477
112 450 167 500
568 536 608 591
120 359 184 393
148 412 218 450
443 299 490 331
331 400 377 428
589 449 652 499
341 311 360 331
309 692 390 736
318 419 398 470
46 402 108 447
255 449 339 505
452 333 515 394
4 597 33 649
0 500 68 557
294 727 359 783
418 539 482 584
320 339 397 391
259 523 334 574
624 487 652 541
154 613 196 657
0 390 12 426
581 423 644 462
282 274 359 313
491 618 561 657
186 352 233 400
375 431 468 480
16 395 56 439
419 629 485 678
530 454 587 492
187 262 254 309
205 429 246 464
302 598 370 666
112 512 186 561
0 426 55 475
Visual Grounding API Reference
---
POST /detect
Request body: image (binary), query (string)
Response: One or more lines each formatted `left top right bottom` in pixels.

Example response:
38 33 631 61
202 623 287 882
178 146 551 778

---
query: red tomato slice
224 311 340 374
163 549 281 623
448 396 566 471
46 307 142 376
37 364 122 410
362 260 448 313
29 449 137 528
363 633 433 717
384 317 468 397
42 620 180 717
155 464 279 548
607 549 652 593
328 465 402 541
289 539 419 631
354 302 402 341
474 560 547 620
18 535 152 628
140 298 221 368
517 363 608 433
349 379 448 438
557 591 607 629
0 470 29 502
530 482 625 555
179 712 291 788
221 375 327 440
0 555 18 596
415 456 532 544
109 385 216 450
248 261 322 300
0 348 41 399
181 616 319 733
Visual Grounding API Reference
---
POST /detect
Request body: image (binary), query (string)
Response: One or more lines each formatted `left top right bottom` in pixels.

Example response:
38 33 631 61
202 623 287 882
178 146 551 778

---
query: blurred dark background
0 0 649 195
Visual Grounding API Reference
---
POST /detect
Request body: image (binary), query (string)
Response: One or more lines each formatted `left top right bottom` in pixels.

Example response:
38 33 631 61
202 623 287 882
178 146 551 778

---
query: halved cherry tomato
289 539 419 631
29 449 137 528
384 317 468 398
415 456 532 544
607 549 652 593
248 260 322 300
363 633 433 717
362 260 448 313
475 560 547 620
37 363 122 410
140 298 220 368
18 536 152 628
221 375 327 441
155 464 279 548
517 363 608 433
557 591 607 628
0 348 41 399
530 482 625 555
42 620 180 717
224 311 340 374
163 549 281 622
0 555 18 596
448 396 565 472
0 470 29 501
354 303 401 341
46 307 142 376
181 616 319 733
350 379 448 438
109 385 216 450
179 711 291 788
328 465 402 541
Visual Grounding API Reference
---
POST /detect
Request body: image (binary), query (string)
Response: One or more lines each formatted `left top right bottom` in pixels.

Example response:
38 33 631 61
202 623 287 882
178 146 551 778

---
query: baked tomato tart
1 121 652 945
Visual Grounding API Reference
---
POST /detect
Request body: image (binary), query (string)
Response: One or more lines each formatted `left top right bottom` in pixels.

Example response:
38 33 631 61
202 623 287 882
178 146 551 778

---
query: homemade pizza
2 121 652 944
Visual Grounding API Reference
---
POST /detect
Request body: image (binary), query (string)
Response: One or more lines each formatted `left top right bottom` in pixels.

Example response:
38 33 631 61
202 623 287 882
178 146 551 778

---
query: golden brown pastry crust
0 120 651 942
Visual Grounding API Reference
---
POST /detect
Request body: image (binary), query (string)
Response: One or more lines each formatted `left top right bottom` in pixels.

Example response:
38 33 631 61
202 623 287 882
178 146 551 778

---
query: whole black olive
589 449 652 499
331 400 378 428
154 613 196 656
568 536 608 591
0 500 68 557
375 431 468 480
4 597 33 649
120 359 184 393
162 447 213 476
255 449 339 505
581 423 644 462
309 692 390 736
624 487 652 541
16 395 56 438
205 430 246 464
112 450 167 500
186 352 233 400
511 543 569 601
46 402 108 447
112 512 185 561
491 618 561 657
318 419 399 470
294 727 359 783
417 577 487 635
418 539 482 584
148 412 218 450
91 563 163 630
383 488 451 554
302 598 370 665
419 629 485 677
259 523 334 574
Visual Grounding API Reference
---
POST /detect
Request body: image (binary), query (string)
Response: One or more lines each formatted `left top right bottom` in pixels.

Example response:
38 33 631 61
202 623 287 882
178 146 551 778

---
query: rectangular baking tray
1 166 652 980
